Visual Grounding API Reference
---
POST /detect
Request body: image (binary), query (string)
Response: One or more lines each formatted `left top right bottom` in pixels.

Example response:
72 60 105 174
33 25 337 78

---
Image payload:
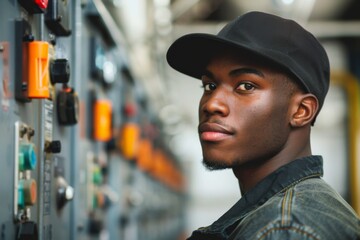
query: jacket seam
281 187 294 226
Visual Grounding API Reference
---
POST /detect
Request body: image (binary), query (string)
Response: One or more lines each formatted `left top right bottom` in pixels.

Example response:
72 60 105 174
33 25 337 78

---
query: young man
167 11 360 239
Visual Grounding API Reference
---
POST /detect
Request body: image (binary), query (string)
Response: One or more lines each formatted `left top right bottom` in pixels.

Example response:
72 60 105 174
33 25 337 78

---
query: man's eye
238 82 255 91
203 83 217 91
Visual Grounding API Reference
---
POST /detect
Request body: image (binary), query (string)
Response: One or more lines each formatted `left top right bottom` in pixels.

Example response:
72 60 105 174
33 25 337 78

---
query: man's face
198 52 297 170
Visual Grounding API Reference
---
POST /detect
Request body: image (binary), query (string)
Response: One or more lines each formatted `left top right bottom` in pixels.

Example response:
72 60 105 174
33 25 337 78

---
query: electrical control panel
0 1 359 240
0 1 187 240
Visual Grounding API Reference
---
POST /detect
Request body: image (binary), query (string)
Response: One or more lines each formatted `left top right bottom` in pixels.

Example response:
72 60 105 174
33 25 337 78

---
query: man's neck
233 130 312 194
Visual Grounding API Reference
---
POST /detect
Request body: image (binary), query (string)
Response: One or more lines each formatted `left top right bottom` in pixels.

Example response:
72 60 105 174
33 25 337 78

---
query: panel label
43 159 51 216
44 100 53 142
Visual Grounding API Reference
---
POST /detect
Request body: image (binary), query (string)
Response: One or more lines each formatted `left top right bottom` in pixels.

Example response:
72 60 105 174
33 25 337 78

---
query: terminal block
14 122 38 222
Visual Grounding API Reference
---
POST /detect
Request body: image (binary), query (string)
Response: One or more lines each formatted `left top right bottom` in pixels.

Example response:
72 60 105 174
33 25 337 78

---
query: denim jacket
187 156 360 240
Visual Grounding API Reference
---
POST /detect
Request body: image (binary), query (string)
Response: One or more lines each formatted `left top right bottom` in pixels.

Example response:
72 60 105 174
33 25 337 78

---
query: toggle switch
19 143 37 171
45 140 61 154
56 176 74 210
57 88 79 125
50 59 70 85
27 41 50 99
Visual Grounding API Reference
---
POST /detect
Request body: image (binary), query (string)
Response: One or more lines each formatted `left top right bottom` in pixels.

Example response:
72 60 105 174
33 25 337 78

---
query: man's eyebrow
201 70 214 79
201 68 265 79
229 68 265 78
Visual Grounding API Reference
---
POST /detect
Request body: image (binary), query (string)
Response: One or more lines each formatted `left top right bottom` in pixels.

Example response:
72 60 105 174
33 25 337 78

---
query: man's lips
198 122 234 142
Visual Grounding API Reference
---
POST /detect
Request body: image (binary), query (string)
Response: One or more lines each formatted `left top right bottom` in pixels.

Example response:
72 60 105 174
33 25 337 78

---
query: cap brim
167 33 282 79
167 33 241 79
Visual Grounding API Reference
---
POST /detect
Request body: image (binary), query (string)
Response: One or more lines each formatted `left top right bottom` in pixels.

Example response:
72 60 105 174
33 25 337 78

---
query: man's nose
200 91 230 117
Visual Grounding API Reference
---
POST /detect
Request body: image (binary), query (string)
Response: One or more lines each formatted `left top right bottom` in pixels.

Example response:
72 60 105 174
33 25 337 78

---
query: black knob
50 59 70 85
57 89 79 125
88 218 103 236
45 140 61 153
17 221 38 240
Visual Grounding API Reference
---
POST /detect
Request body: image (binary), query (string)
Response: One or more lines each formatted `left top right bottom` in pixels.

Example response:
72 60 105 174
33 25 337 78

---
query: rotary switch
56 176 74 210
57 87 79 125
50 59 70 85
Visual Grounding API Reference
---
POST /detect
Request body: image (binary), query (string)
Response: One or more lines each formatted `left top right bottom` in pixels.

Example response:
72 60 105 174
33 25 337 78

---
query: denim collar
188 155 324 240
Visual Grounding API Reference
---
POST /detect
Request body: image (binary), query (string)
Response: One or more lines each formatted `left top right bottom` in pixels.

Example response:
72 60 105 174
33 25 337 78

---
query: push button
19 144 37 171
18 179 37 207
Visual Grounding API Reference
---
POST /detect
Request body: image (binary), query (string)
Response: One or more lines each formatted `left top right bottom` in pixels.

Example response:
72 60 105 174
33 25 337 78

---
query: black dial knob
50 59 70 85
45 140 61 153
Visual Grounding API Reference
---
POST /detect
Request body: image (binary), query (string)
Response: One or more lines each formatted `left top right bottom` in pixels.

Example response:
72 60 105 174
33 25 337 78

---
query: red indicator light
35 0 48 9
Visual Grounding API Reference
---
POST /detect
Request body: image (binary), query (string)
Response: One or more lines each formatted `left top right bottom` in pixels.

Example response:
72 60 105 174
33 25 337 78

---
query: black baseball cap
166 11 330 112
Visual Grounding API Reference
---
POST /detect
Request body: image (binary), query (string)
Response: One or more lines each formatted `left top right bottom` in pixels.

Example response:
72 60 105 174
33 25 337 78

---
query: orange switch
93 100 112 141
27 41 50 99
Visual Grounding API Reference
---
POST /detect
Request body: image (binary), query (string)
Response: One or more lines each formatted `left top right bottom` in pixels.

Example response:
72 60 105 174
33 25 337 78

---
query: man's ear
290 94 319 127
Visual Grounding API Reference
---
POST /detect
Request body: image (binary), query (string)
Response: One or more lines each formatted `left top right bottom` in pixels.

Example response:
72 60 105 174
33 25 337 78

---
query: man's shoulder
229 178 360 240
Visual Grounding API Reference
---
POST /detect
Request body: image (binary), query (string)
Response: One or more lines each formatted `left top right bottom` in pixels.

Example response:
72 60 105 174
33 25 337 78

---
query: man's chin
202 158 230 171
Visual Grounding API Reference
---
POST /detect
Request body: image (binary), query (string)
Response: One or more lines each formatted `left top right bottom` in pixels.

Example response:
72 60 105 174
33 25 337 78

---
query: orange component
27 41 50 99
22 179 37 205
151 149 163 179
93 100 112 141
96 191 105 208
137 139 153 172
119 123 140 160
